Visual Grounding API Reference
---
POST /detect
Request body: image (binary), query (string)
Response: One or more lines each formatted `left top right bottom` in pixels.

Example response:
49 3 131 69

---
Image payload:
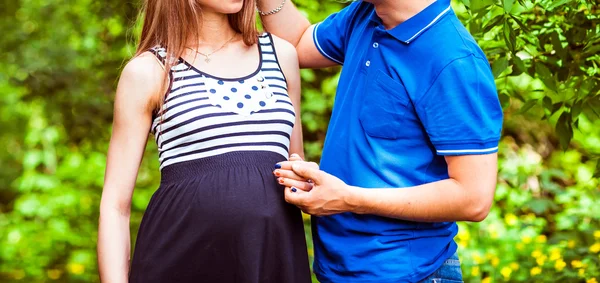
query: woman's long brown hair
134 0 259 113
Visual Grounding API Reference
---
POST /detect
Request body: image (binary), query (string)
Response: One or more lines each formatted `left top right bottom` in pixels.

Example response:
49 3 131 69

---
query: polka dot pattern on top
204 71 276 116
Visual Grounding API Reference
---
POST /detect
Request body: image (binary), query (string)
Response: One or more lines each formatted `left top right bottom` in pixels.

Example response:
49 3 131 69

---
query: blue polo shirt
312 0 503 282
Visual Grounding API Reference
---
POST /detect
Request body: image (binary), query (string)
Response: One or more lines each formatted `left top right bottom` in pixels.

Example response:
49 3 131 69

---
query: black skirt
129 152 311 283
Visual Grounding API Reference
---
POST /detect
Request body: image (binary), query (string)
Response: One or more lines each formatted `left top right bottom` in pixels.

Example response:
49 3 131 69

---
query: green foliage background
0 0 599 282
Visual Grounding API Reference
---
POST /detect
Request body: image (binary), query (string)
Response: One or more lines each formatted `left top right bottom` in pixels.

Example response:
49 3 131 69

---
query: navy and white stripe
150 33 295 169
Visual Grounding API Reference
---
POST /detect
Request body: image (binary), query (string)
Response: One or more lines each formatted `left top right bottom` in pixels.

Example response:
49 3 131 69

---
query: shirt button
365 61 371 67
373 42 379 48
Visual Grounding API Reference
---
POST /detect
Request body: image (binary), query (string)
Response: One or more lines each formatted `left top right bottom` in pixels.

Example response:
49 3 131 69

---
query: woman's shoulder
122 52 166 87
268 33 298 60
117 51 167 107
266 33 299 75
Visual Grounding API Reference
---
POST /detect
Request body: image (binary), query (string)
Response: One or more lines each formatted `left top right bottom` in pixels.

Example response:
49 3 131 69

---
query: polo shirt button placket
365 60 371 67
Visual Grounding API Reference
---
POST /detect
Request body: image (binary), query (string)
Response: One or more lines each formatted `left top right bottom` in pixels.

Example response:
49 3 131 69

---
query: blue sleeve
416 55 503 155
312 2 362 65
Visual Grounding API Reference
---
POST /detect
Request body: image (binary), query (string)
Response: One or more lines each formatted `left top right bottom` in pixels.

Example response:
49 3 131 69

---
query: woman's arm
97 53 164 282
272 35 304 159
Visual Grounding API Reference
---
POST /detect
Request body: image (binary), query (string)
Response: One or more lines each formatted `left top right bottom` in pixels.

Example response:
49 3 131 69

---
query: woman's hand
274 154 316 192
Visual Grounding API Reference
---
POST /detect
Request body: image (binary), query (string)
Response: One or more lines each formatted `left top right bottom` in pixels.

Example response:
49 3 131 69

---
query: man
260 0 503 282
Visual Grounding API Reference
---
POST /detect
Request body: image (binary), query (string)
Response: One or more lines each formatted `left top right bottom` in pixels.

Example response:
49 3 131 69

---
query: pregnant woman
97 0 310 282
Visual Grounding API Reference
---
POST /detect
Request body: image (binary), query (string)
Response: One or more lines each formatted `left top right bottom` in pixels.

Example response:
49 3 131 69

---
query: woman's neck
191 9 238 49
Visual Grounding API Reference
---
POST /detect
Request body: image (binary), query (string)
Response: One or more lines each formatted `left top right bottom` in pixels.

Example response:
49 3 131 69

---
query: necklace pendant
204 56 211 63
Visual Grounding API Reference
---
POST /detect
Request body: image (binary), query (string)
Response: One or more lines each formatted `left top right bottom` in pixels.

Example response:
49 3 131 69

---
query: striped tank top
149 33 295 169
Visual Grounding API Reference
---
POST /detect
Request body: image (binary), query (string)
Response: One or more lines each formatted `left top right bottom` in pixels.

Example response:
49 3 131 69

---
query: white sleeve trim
436 147 499 154
313 23 344 65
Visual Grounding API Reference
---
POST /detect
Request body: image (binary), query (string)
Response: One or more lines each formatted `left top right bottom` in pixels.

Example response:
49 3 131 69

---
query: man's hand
276 161 358 216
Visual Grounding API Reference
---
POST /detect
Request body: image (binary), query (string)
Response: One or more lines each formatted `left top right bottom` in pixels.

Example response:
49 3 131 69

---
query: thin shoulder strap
258 32 288 82
149 46 168 70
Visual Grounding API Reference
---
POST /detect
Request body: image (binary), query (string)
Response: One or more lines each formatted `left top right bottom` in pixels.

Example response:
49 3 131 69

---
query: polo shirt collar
369 0 452 44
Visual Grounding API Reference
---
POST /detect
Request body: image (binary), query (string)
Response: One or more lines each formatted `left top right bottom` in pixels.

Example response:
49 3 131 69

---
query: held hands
273 154 358 216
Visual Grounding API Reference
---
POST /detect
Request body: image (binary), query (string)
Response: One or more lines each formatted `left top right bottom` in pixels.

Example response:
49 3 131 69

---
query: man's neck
372 0 437 30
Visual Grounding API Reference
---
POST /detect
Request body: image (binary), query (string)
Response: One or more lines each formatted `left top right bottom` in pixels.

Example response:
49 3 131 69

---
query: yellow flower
590 243 600 253
568 240 576 248
510 262 519 270
536 255 547 266
594 230 600 239
550 248 562 261
491 256 500 267
473 253 483 264
587 278 598 283
572 260 583 268
555 259 566 271
490 230 499 239
522 235 532 244
457 229 471 242
67 263 85 275
530 267 542 276
505 213 518 226
536 235 547 243
47 269 62 280
531 250 542 258
471 266 480 277
501 266 512 279
579 268 586 277
516 243 524 251
481 277 492 283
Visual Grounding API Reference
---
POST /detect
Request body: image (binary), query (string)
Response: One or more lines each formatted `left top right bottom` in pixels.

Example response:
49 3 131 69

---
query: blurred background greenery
0 0 599 282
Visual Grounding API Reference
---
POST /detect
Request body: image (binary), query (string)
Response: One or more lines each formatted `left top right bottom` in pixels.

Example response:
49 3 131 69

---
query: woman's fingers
275 160 319 171
278 177 313 192
274 168 305 182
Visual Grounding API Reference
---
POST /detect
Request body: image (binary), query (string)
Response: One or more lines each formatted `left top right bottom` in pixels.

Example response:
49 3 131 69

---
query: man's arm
277 154 497 222
258 0 342 68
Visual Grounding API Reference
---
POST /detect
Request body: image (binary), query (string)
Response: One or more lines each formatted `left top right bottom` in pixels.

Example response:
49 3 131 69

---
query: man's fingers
291 163 323 184
278 177 313 191
274 168 306 182
289 153 304 162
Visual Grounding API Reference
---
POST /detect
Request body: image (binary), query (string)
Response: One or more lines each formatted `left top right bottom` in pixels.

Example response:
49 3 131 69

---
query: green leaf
518 99 538 114
547 0 572 10
556 112 573 150
594 160 600 179
503 19 516 53
470 0 495 11
483 14 505 34
509 14 530 33
535 62 558 92
492 56 509 78
512 55 526 73
527 199 552 214
550 31 567 62
551 102 563 115
498 92 511 108
504 0 515 13
571 100 583 119
543 96 553 111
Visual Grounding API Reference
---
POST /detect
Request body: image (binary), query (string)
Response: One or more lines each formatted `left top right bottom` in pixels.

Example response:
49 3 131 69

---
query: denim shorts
418 254 464 283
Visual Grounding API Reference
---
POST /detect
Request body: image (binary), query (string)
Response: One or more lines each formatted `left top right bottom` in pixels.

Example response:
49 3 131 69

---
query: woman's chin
216 1 244 14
